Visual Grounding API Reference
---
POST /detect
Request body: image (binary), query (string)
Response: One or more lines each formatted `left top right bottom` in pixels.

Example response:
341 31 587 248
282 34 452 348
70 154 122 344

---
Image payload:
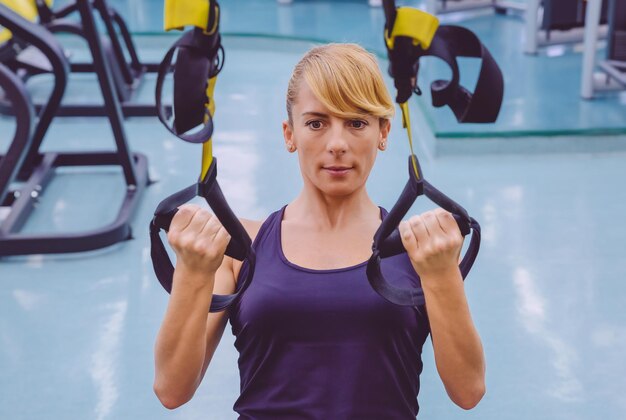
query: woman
154 43 485 418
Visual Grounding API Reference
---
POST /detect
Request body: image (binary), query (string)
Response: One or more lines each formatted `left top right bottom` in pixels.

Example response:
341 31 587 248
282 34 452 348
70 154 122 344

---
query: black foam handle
153 208 245 261
379 214 470 258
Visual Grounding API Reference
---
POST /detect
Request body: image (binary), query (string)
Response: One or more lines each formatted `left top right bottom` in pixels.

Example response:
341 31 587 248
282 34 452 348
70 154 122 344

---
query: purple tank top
228 205 430 419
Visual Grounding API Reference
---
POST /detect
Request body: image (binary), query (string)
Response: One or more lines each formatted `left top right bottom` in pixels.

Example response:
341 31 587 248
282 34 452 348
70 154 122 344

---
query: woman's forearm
154 265 215 408
422 268 486 409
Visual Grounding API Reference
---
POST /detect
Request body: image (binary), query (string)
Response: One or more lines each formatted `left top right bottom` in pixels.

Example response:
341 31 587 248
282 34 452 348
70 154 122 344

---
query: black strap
151 1 255 312
370 1 495 306
428 26 503 123
149 159 256 312
367 155 481 307
154 28 224 144
173 31 212 135
383 0 504 124
35 0 54 23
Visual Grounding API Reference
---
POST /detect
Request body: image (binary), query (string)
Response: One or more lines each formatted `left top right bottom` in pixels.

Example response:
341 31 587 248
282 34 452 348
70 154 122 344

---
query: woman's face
283 81 390 198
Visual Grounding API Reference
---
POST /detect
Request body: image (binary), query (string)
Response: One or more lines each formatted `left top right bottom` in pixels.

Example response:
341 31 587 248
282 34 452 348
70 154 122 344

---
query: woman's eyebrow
301 111 329 118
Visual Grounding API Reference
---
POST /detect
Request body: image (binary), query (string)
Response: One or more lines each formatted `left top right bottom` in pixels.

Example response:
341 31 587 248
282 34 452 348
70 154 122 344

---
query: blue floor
2 1 626 419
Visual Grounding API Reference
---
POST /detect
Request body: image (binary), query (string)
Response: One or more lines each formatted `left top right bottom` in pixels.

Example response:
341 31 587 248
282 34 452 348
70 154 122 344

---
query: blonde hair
286 43 395 125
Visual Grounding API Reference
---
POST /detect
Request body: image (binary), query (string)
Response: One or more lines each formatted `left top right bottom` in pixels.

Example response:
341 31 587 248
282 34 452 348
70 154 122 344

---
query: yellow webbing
164 0 219 179
384 7 439 51
385 7 437 180
399 102 421 180
0 0 53 43
201 75 218 179
164 0 218 34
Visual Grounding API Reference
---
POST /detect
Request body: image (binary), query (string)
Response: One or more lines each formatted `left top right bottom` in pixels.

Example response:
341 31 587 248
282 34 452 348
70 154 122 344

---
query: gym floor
1 0 625 419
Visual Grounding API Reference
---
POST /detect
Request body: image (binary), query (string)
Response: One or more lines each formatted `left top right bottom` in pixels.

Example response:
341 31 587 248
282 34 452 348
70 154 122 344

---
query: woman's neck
285 191 381 231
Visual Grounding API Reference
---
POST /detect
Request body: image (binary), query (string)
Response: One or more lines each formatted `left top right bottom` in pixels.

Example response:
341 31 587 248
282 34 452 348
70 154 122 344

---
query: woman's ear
378 119 391 150
283 120 296 152
380 118 391 140
283 120 292 141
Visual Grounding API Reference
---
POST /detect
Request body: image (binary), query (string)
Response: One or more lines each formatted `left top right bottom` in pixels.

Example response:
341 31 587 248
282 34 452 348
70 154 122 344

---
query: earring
379 141 386 149
287 143 296 152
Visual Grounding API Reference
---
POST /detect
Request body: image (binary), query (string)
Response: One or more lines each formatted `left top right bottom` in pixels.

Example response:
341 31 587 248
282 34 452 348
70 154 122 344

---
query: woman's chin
317 184 361 197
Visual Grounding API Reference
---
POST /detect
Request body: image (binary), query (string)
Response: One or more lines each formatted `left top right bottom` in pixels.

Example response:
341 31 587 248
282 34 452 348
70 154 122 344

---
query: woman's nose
326 126 348 155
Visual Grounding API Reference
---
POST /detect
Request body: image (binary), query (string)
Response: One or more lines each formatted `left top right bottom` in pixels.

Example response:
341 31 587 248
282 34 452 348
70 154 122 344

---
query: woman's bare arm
153 215 261 409
399 208 485 409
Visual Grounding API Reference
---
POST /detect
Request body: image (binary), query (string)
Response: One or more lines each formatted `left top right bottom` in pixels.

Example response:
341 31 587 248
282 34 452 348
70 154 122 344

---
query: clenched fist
167 204 232 275
399 208 464 283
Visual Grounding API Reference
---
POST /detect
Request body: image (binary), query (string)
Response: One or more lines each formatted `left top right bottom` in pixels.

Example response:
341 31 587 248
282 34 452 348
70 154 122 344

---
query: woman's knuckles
175 205 199 221
188 240 207 255
179 203 200 212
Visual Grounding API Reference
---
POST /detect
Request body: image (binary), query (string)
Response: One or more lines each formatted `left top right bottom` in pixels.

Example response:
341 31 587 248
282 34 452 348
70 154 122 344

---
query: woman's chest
230 260 426 341
281 222 378 270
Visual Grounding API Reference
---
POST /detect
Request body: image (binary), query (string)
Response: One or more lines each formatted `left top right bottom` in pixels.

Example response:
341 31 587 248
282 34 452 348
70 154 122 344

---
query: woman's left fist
398 208 464 279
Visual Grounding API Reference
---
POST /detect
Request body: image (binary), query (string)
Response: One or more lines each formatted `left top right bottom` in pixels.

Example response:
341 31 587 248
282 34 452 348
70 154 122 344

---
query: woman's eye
350 120 367 129
306 120 323 130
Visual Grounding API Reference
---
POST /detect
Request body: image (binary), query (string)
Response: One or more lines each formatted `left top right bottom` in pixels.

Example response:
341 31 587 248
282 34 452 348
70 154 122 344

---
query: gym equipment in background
1 0 168 117
581 0 626 99
0 1 149 256
524 0 609 55
425 0 525 17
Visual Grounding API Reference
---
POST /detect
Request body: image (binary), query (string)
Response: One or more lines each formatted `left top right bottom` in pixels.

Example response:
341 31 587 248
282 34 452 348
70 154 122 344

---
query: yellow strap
164 0 219 179
200 75 218 179
164 0 218 34
201 138 213 180
0 29 10 44
385 7 433 179
0 0 50 20
399 102 421 180
206 75 216 117
385 7 439 51
0 0 53 43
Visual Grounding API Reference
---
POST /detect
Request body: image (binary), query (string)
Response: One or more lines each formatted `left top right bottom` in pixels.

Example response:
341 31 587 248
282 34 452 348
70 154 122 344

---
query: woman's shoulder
238 218 264 243
238 206 285 243
230 215 273 282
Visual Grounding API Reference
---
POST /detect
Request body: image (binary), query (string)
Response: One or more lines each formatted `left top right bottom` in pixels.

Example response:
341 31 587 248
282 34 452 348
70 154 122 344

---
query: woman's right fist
167 204 232 274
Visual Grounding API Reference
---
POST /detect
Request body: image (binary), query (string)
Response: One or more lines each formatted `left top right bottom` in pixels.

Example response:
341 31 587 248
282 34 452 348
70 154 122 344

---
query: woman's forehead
292 82 329 113
293 80 319 102
292 79 378 121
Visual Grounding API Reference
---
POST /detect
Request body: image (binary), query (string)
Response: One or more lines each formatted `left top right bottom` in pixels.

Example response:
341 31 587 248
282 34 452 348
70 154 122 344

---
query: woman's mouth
323 166 352 176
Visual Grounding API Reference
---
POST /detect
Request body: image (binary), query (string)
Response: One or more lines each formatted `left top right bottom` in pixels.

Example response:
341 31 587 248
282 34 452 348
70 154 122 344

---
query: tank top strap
250 204 286 254
234 205 286 286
